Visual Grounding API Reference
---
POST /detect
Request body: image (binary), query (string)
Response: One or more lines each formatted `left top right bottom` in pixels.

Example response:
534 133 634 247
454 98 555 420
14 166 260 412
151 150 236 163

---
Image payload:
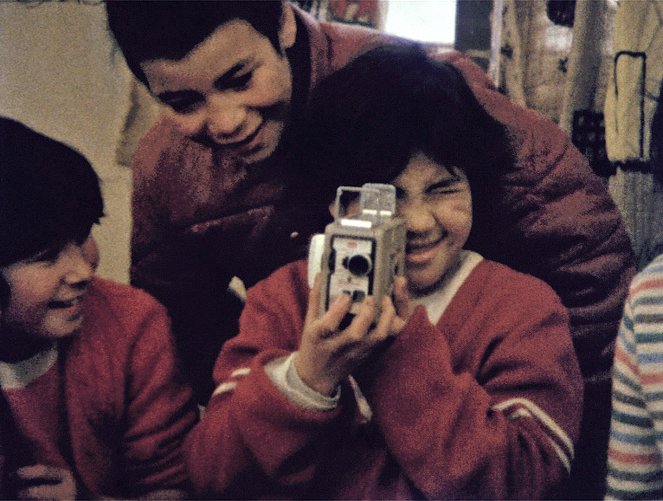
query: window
383 0 456 46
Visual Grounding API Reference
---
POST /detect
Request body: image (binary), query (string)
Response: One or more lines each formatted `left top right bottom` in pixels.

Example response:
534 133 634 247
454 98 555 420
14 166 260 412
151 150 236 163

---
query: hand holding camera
294 273 409 396
10 465 79 500
299 184 411 395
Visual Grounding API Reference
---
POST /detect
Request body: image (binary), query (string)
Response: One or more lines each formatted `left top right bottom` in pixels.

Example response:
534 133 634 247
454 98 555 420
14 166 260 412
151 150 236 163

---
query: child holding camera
0 117 197 499
185 45 583 499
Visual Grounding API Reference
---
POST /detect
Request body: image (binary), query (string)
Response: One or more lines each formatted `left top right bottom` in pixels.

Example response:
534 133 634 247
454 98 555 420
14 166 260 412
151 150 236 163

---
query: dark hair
105 0 285 85
0 117 104 267
291 44 513 210
0 276 8 311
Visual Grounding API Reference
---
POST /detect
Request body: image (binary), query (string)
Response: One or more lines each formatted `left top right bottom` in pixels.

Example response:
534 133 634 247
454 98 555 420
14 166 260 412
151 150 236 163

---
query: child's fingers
15 465 57 481
304 273 323 326
371 295 399 340
392 276 410 319
317 292 353 337
344 295 376 339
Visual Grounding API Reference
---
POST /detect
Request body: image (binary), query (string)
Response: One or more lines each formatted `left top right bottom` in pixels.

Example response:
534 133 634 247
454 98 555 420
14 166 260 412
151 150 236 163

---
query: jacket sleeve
354 277 583 499
121 295 199 496
184 263 359 498
438 51 635 384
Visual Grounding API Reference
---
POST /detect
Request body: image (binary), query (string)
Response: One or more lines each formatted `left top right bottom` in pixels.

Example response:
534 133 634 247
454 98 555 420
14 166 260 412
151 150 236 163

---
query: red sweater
185 259 583 499
0 277 197 498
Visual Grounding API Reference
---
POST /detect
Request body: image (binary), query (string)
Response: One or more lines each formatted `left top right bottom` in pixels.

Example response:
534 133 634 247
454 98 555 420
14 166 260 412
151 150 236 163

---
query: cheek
440 199 473 237
253 63 292 106
3 271 56 316
166 110 206 137
4 287 45 329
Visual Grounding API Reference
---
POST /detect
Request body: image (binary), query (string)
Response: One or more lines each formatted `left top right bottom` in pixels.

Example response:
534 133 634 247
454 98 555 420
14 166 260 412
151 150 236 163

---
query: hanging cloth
604 0 663 164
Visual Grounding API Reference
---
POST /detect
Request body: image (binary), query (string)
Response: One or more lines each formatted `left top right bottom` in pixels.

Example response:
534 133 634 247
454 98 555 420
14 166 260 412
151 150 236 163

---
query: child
184 45 584 499
606 80 663 499
0 117 197 499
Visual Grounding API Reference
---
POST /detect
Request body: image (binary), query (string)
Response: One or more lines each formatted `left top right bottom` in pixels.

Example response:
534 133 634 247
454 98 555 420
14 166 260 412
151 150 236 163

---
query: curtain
605 0 663 269
490 0 615 178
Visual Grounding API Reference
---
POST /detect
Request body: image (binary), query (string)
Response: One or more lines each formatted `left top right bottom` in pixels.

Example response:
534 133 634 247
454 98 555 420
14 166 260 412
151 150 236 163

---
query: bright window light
383 0 456 45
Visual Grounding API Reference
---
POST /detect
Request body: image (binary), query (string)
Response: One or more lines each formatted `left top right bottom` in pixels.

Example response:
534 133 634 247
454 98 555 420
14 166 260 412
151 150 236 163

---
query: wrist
293 354 339 396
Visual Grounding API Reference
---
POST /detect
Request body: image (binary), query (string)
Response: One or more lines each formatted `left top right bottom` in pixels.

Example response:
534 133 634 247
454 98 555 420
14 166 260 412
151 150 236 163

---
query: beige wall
0 1 133 283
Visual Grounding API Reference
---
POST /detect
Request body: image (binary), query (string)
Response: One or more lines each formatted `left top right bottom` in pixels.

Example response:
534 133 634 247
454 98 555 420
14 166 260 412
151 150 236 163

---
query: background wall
0 1 133 283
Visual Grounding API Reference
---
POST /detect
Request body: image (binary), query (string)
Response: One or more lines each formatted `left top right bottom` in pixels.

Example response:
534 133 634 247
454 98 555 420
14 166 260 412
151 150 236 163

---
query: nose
60 243 94 286
401 199 436 235
205 97 247 141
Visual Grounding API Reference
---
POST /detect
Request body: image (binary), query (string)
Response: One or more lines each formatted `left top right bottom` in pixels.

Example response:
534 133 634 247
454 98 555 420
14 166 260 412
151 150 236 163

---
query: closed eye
27 246 63 265
159 92 203 115
217 71 253 91
427 179 464 195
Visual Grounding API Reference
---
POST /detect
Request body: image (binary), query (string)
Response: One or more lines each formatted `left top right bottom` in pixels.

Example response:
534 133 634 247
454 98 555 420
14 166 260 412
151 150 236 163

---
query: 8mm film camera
308 184 406 321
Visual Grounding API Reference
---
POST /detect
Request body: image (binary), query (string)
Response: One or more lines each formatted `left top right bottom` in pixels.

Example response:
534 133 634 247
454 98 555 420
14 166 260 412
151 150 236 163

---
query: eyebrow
155 61 249 102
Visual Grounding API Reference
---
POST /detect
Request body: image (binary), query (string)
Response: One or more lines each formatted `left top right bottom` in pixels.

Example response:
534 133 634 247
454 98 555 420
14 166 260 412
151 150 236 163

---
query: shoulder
85 276 164 311
66 278 177 401
630 254 663 294
627 254 663 307
436 51 588 189
81 277 168 343
246 260 309 303
297 5 411 80
468 259 565 311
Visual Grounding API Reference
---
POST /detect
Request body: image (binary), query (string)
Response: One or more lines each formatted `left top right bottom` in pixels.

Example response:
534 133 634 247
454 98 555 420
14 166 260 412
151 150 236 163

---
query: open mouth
48 296 83 309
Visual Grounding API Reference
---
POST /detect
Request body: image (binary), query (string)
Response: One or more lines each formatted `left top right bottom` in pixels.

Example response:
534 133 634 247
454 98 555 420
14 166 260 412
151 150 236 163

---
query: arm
607 274 663 499
185 263 384 498
354 271 583 499
120 300 198 499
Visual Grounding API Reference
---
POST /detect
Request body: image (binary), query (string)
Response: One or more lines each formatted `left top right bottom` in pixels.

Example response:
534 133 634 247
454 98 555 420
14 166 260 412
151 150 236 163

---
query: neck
0 325 53 363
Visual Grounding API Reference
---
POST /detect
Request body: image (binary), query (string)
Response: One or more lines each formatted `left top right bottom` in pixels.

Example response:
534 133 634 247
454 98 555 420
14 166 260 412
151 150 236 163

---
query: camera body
309 184 406 321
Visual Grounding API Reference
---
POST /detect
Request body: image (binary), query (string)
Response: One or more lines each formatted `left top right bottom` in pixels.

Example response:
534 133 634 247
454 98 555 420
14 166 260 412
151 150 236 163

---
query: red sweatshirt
185 258 583 499
0 277 197 498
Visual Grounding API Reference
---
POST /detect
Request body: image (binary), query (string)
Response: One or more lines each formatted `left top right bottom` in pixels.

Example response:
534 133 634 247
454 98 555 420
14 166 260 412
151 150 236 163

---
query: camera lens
345 254 372 276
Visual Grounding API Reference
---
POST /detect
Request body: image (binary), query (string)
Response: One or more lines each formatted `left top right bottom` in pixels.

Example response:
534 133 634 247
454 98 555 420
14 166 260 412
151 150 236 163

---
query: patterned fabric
607 253 663 499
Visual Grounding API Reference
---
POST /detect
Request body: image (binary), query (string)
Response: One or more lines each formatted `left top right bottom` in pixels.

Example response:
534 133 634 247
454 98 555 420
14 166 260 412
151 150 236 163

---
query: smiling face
140 10 296 164
1 236 96 341
393 151 473 296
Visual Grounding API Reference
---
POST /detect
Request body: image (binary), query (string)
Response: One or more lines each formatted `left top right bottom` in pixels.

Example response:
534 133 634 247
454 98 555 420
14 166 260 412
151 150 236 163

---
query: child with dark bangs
0 117 197 499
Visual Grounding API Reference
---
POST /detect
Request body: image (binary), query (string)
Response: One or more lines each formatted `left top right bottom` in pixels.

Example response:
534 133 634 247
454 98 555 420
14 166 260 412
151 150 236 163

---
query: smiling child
0 117 197 499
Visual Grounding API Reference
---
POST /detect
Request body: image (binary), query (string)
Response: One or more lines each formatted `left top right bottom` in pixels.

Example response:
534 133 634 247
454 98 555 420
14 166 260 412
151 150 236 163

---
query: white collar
410 250 483 324
0 343 58 390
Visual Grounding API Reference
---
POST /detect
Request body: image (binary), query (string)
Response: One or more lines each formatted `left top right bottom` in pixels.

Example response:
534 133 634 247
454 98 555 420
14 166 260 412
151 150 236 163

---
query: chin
407 269 451 297
408 279 436 297
44 321 83 339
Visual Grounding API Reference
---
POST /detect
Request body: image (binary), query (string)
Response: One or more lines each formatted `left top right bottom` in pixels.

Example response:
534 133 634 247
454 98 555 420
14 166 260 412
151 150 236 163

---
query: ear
279 3 297 51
